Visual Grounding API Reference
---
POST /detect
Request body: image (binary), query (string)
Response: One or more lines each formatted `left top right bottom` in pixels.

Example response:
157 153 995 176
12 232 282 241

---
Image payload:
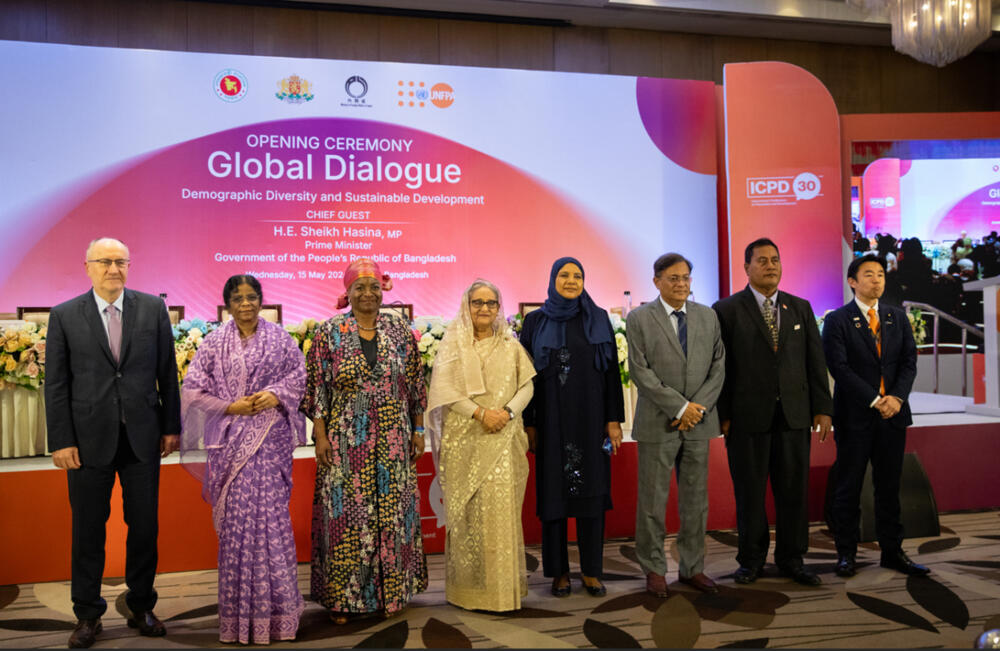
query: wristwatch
503 406 515 419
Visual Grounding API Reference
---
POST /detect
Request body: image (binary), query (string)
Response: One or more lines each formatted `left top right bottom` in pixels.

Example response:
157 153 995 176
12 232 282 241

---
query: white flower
189 327 203 339
430 323 445 337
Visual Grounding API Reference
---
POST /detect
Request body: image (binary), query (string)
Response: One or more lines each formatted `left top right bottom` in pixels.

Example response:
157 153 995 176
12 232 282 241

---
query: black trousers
831 419 906 557
67 427 160 620
541 515 605 578
725 408 810 571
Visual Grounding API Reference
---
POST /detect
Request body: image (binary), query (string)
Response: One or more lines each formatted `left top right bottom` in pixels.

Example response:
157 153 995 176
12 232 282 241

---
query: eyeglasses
663 275 691 284
230 294 260 305
87 258 130 269
470 299 499 310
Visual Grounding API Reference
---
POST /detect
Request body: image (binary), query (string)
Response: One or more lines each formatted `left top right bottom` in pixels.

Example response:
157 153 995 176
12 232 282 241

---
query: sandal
329 612 350 625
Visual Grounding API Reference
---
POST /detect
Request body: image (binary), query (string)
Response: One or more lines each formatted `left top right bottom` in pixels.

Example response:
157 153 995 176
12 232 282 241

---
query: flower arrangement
172 318 218 384
506 313 524 338
906 306 927 346
0 322 46 390
610 313 630 387
284 318 320 356
413 316 447 383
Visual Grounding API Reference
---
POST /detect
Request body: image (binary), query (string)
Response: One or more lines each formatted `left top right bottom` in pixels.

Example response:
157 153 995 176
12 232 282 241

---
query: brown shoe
68 618 102 648
127 610 166 637
679 572 719 594
645 572 670 598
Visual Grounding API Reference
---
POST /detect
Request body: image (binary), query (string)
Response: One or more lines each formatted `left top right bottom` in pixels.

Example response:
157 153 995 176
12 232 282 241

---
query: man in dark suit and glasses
712 238 833 586
821 254 927 578
45 237 181 648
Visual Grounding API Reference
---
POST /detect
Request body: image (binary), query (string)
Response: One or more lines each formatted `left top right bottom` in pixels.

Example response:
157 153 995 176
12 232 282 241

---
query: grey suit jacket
627 298 725 442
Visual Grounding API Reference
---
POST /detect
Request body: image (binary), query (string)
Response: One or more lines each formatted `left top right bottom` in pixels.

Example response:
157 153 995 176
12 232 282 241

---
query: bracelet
413 426 425 437
503 406 514 419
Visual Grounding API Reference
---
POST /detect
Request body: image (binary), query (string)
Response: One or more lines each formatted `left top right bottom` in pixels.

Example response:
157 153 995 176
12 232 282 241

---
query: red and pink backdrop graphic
723 62 845 314
0 41 719 320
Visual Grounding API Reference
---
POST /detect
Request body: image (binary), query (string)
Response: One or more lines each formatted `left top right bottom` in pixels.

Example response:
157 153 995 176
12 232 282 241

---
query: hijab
529 256 616 373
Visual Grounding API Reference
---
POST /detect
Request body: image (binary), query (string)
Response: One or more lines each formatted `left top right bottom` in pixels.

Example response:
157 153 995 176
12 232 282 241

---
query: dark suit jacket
627 299 725 442
44 288 181 466
712 286 832 433
821 300 916 431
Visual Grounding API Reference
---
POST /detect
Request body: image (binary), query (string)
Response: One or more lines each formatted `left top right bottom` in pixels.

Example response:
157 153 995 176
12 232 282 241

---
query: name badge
794 324 801 330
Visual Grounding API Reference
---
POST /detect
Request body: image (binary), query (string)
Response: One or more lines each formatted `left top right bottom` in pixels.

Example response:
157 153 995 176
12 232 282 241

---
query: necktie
674 310 687 356
106 305 122 363
867 307 886 396
761 297 778 352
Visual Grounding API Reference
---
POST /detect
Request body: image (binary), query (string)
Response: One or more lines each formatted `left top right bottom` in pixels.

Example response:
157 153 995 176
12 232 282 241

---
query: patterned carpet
2 510 1000 648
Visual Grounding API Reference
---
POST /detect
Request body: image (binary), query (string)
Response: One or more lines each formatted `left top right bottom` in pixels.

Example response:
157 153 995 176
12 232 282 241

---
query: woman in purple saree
181 275 307 645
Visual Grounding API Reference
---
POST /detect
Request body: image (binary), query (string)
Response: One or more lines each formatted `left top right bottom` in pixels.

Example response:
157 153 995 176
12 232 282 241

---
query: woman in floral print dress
300 258 428 624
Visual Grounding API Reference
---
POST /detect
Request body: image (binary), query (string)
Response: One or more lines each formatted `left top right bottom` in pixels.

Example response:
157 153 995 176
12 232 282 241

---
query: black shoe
550 576 571 598
733 566 762 584
127 610 167 637
68 619 102 649
835 554 857 578
780 565 822 586
880 550 930 576
582 577 607 597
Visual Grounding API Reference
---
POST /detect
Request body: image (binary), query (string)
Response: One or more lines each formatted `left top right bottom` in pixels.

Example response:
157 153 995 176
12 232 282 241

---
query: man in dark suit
628 253 725 597
45 237 181 648
821 254 928 577
712 238 833 586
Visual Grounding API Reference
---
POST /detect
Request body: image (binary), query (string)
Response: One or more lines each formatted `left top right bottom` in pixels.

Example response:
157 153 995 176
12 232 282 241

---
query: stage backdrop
0 40 719 318
723 62 844 314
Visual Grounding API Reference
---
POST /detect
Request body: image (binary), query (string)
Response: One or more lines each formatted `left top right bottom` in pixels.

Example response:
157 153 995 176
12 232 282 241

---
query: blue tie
674 310 687 356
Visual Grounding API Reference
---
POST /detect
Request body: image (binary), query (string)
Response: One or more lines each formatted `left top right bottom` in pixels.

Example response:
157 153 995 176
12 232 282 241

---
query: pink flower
26 362 40 378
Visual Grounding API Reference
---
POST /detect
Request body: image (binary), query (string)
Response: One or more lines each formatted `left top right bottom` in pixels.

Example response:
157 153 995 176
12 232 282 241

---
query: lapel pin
782 304 788 310
855 322 862 328
794 324 801 330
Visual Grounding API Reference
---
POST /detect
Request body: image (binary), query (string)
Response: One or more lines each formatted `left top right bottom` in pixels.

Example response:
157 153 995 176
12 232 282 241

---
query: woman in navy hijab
520 257 625 597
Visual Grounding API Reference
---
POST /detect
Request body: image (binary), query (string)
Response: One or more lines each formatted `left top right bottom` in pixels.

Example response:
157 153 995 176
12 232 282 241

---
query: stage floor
1 510 998 649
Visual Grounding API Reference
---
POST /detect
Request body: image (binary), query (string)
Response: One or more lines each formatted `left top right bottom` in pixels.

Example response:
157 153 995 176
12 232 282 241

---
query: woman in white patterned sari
426 279 536 611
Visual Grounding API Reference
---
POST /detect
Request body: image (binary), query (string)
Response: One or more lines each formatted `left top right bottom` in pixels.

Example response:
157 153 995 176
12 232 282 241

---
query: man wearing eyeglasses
45 237 180 649
627 252 725 597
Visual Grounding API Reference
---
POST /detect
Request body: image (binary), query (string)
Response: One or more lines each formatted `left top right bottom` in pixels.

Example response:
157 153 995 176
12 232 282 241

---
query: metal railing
902 301 984 395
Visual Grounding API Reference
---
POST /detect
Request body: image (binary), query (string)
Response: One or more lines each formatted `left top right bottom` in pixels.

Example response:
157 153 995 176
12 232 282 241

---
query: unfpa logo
397 80 454 108
430 83 454 108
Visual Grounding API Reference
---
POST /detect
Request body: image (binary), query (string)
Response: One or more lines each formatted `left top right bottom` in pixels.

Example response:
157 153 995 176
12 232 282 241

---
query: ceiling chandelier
846 0 995 67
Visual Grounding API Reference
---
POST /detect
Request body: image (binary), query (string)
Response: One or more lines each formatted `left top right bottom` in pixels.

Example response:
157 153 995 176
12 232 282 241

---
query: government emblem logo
214 69 247 102
276 74 314 104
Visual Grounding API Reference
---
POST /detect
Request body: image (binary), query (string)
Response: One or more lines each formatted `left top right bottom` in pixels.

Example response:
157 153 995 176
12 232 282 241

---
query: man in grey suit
628 253 725 597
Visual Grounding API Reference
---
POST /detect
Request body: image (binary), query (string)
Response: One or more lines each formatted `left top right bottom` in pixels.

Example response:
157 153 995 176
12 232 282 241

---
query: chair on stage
380 303 413 322
167 306 184 325
519 302 542 317
217 304 283 324
16 307 51 326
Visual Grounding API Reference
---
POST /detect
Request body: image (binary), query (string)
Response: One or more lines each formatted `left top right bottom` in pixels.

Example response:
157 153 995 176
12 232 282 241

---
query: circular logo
345 75 368 99
214 69 247 102
431 83 454 108
415 88 429 101
792 172 821 201
885 196 896 208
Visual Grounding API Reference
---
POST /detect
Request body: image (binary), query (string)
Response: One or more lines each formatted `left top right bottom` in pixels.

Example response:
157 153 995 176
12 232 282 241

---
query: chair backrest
16 307 51 325
519 302 543 318
379 303 413 321
217 304 283 324
167 305 184 325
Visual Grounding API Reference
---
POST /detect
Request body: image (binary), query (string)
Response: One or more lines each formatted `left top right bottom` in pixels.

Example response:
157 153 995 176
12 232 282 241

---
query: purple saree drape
181 318 307 644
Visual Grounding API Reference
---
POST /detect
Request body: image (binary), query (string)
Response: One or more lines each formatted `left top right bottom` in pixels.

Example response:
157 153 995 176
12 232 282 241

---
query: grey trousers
635 437 710 578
